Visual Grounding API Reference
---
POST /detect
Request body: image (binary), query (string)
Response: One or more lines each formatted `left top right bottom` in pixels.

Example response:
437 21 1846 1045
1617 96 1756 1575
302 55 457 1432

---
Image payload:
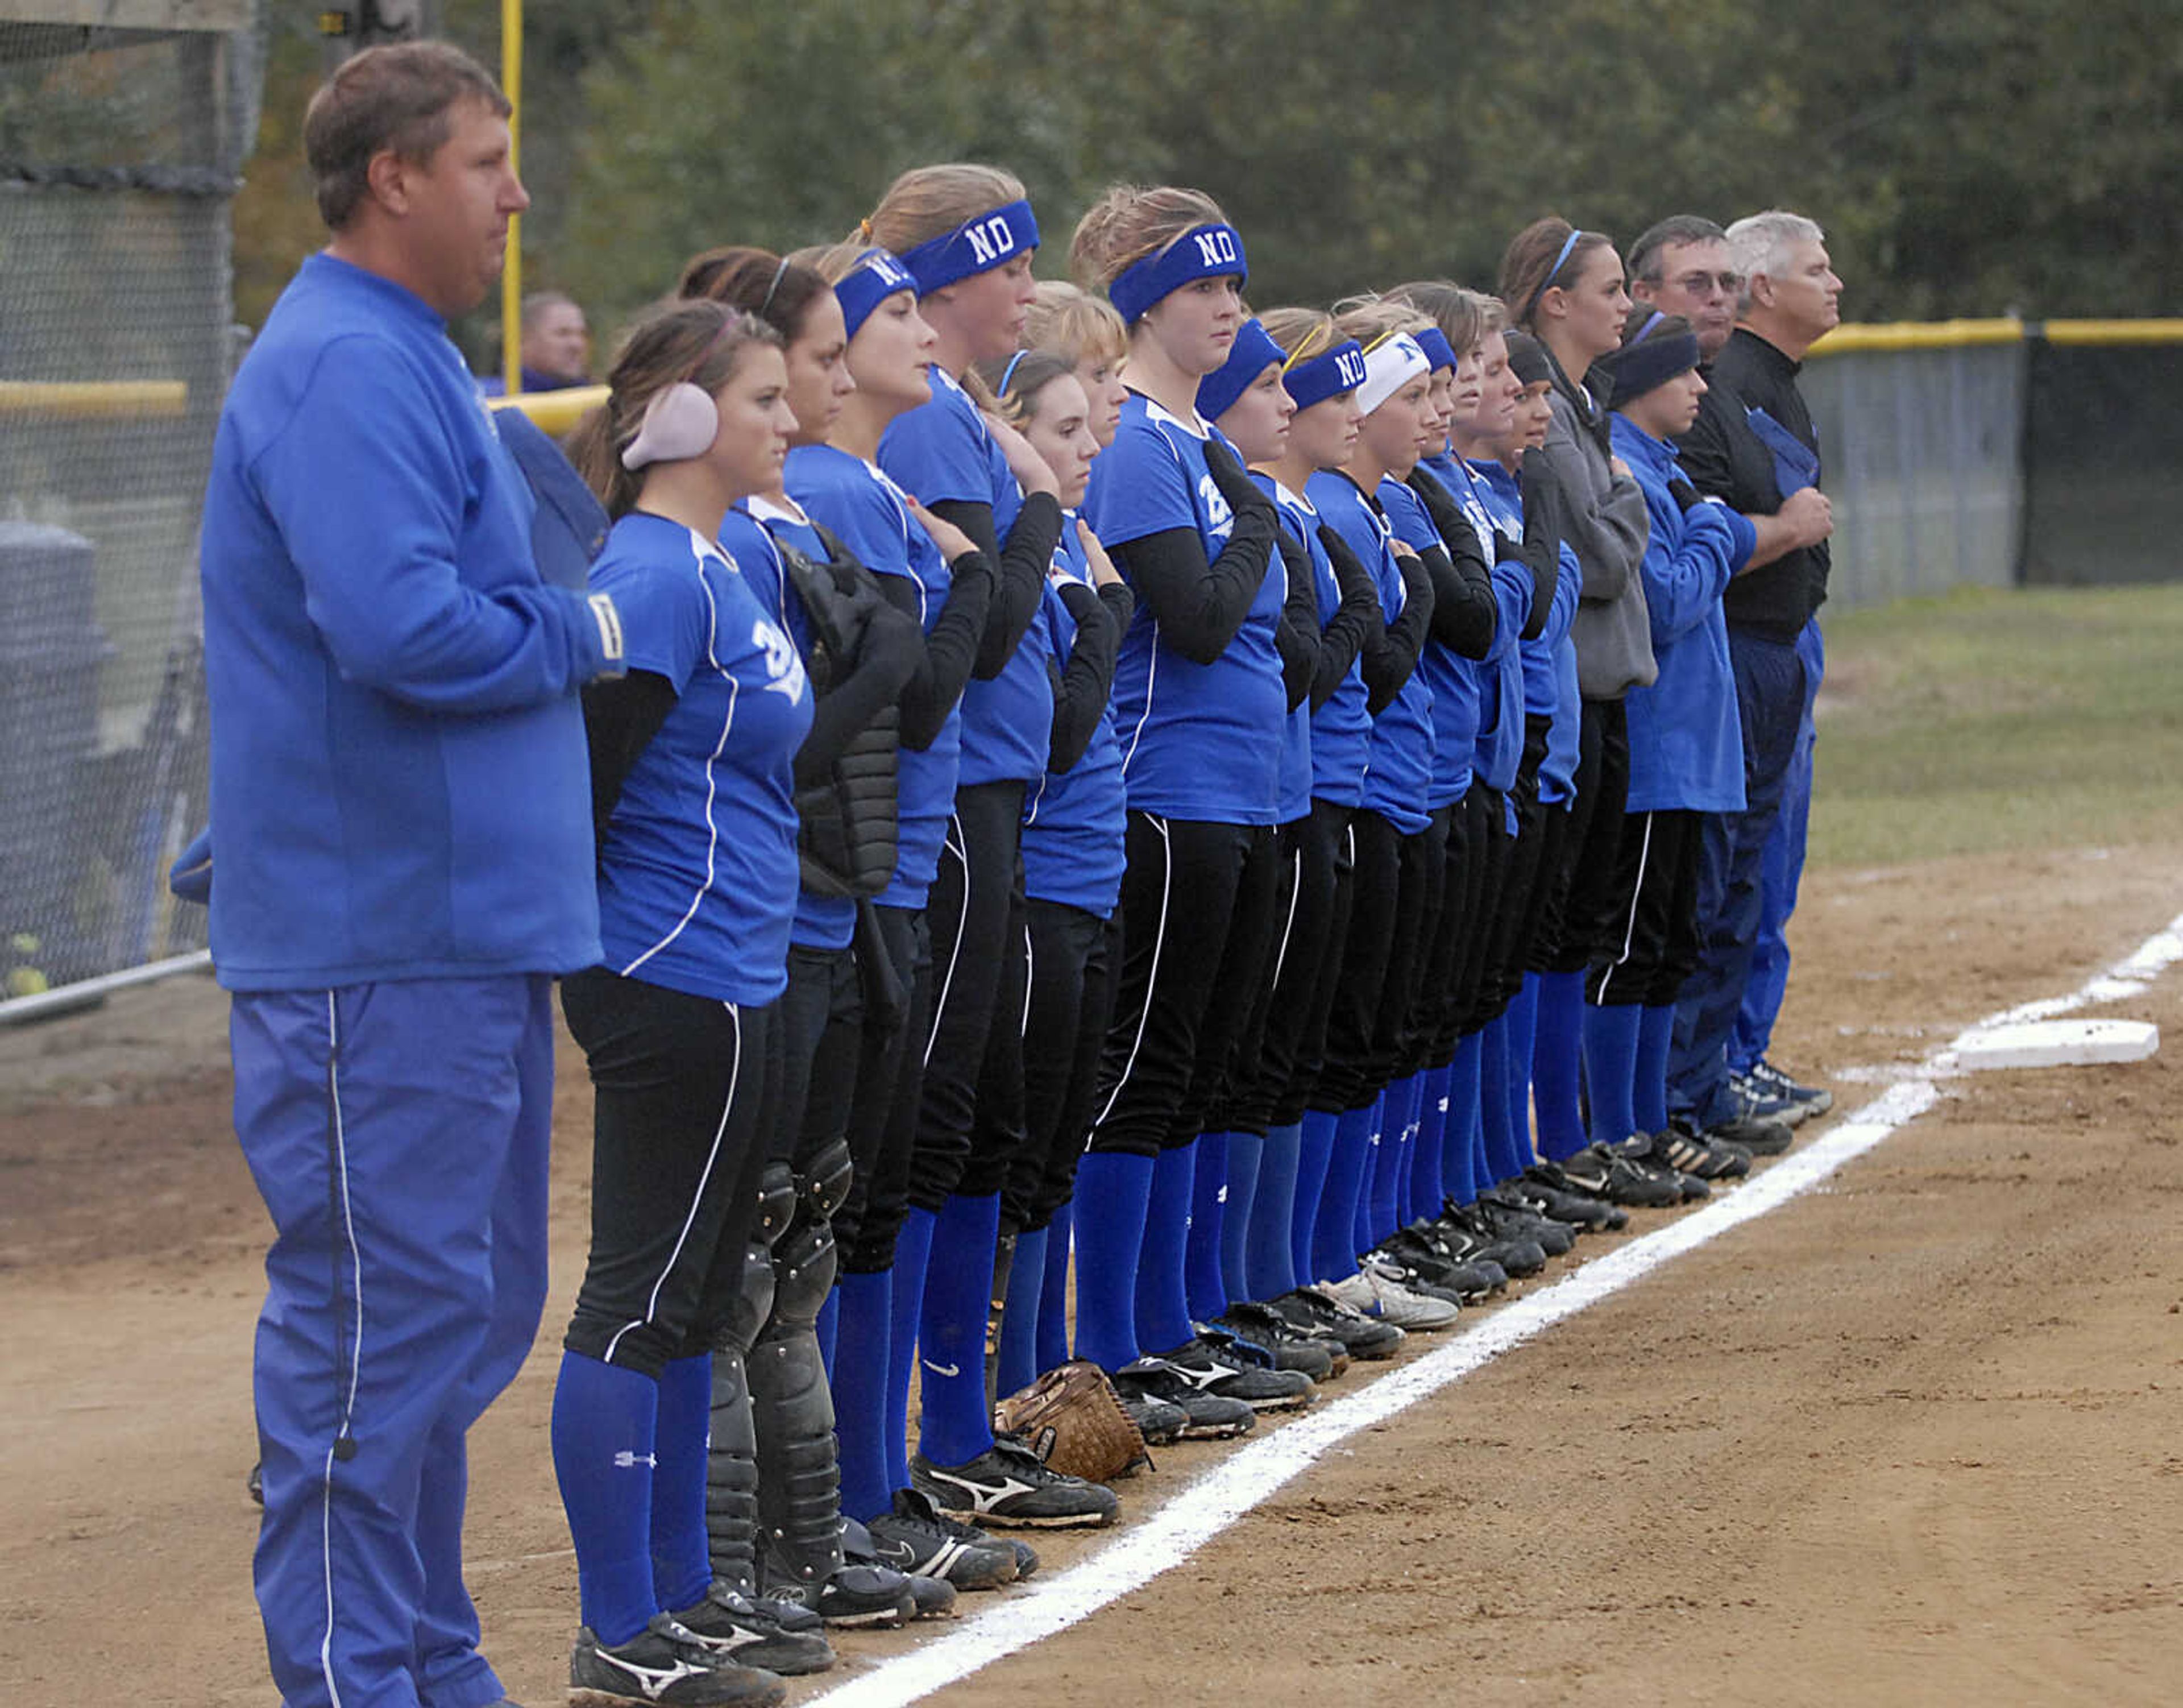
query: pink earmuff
621 381 720 471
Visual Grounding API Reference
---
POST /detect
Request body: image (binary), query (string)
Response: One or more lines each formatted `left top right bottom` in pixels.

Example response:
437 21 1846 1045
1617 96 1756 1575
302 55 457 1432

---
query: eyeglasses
1665 270 1744 298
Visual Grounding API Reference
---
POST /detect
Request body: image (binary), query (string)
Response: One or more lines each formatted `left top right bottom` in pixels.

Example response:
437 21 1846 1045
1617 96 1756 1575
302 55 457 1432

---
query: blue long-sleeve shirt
198 254 614 989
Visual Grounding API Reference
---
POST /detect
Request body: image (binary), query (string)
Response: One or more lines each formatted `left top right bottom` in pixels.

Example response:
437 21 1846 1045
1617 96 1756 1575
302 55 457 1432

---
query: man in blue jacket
198 43 624 1708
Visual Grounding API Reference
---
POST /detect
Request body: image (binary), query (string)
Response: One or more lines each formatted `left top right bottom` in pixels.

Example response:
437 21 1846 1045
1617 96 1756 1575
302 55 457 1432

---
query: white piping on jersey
619 529 741 980
603 1001 742 1366
1092 814 1171 1132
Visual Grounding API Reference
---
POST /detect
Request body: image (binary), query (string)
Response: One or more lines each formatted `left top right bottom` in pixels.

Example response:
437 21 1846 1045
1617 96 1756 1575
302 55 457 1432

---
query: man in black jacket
1665 210 1840 1150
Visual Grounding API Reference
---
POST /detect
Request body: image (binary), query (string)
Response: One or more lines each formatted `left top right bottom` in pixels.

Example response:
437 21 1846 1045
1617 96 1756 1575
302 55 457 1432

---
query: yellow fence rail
490 383 608 436
0 379 189 417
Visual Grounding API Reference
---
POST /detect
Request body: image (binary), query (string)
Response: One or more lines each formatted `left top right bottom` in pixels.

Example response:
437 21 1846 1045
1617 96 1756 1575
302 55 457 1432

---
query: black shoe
1604 1135 1709 1200
1269 1286 1406 1358
760 1553 918 1630
669 1583 835 1676
1132 1335 1317 1411
1431 1203 1549 1275
1705 1106 1795 1156
1113 1362 1258 1437
1744 1058 1833 1123
1550 1143 1685 1208
1645 1125 1750 1180
1504 1170 1629 1233
911 1438 1120 1529
841 1516 961 1619
862 1489 1019 1591
1376 1225 1509 1299
1117 1387 1190 1444
570 1615 783 1707
1467 1192 1578 1259
1211 1301 1344 1381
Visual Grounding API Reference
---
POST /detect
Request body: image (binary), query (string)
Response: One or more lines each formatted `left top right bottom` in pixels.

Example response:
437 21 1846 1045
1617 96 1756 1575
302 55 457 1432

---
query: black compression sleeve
582 669 676 843
879 548 995 750
932 493 1064 679
1047 579 1134 773
1106 505 1279 666
1359 547 1434 715
1312 532 1385 711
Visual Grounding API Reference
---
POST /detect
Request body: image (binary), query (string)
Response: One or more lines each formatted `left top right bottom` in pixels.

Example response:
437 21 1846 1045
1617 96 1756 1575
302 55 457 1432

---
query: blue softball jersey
785 443 960 911
1421 455 1532 795
878 367 1052 788
1086 393 1286 825
736 498 858 953
198 253 607 990
589 512 812 1005
1253 472 1317 823
1021 515 1128 918
1611 416 1753 815
1473 459 1583 805
1381 470 1478 807
1308 471 1433 835
1269 482 1371 808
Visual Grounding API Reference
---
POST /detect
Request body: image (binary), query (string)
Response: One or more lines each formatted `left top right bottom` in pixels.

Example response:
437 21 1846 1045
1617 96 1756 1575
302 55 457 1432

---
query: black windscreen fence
2019 339 2183 588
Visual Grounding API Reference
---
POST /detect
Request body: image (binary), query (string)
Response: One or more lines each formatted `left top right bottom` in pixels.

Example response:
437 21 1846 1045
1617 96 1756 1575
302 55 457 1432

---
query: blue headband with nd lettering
898 199 1040 296
1281 337 1368 412
833 247 918 342
1196 317 1286 422
1108 222 1250 325
1415 327 1458 372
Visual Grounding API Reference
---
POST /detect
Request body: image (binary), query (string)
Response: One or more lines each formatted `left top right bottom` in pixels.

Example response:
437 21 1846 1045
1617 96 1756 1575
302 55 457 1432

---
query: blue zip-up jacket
198 254 612 990
1474 459 1582 805
1612 416 1754 815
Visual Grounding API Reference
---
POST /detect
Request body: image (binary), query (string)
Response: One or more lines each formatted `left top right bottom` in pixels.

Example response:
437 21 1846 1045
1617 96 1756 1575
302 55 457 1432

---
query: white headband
1355 332 1431 416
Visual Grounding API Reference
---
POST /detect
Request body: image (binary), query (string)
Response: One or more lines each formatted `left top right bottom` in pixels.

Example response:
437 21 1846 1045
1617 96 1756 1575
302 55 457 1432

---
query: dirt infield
3 841 2179 1707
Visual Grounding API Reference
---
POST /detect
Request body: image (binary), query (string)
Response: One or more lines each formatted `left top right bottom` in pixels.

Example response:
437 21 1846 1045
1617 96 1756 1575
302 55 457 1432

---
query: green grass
1811 583 2183 868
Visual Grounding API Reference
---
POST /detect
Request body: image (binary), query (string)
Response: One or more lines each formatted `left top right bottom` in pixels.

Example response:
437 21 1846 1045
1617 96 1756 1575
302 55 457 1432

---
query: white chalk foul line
809 905 2183 1708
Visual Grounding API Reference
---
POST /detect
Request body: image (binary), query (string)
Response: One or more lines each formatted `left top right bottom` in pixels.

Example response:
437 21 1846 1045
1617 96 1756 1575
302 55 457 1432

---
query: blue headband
1107 222 1248 325
1525 227 1588 320
834 247 918 342
1416 327 1457 372
898 199 1040 296
1604 312 1701 405
1196 318 1285 422
1282 337 1367 412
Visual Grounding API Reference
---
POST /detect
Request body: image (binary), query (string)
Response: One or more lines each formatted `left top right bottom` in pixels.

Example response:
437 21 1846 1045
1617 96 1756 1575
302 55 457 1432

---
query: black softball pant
907 779 1028 1210
1312 810 1430 1114
835 904 930 1276
1541 697 1634 978
1587 808 1707 1008
1232 799 1354 1134
1001 898 1122 1236
559 969 781 1378
1086 812 1278 1159
777 940 863 1171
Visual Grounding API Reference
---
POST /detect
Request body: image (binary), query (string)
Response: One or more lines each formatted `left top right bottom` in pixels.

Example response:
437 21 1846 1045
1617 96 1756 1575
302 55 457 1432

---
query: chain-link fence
0 6 263 996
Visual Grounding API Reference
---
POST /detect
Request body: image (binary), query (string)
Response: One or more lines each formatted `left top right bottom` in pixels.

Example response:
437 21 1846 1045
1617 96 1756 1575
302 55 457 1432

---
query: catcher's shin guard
706 1339 762 1593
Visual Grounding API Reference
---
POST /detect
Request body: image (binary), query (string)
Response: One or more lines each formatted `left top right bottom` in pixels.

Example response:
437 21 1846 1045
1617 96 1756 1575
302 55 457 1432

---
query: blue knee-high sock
833 1268 894 1522
1397 1072 1428 1228
1247 1120 1302 1301
816 1286 840 1381
1071 1151 1152 1371
551 1350 659 1647
1505 976 1542 1166
1136 1141 1200 1353
1292 1109 1338 1285
1443 1033 1483 1206
1583 1001 1644 1148
1036 1203 1073 1374
1484 1011 1532 1184
886 1208 935 1491
1313 1102 1378 1283
997 1224 1048 1397
1220 1131 1263 1308
1636 1003 1677 1135
649 1353 715 1615
917 1192 1002 1467
1410 1062 1451 1222
1371 1077 1416 1243
1532 968 1589 1161
1352 1091 1388 1258
1184 1131 1231 1325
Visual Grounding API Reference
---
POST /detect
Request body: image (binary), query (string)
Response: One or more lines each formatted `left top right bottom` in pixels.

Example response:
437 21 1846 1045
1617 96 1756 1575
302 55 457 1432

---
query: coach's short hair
1626 215 1728 285
304 42 510 231
1725 211 1827 313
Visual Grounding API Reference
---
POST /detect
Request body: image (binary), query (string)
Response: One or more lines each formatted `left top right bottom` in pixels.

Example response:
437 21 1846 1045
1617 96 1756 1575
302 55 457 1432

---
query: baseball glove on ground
994 1359 1151 1482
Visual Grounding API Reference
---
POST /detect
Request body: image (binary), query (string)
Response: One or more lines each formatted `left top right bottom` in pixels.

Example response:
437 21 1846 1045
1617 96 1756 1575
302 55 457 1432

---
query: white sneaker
1317 1268 1460 1330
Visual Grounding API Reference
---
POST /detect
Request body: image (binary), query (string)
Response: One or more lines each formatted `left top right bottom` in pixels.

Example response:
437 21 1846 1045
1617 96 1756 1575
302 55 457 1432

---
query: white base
1952 1018 2160 1071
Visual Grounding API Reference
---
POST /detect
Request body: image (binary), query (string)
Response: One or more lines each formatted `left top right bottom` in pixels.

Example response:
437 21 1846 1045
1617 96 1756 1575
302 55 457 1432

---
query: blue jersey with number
1086 392 1285 824
878 367 1052 789
1022 515 1128 918
786 442 960 910
1251 473 1317 823
1380 471 1475 807
1310 471 1432 834
588 512 811 1005
1268 481 1369 807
